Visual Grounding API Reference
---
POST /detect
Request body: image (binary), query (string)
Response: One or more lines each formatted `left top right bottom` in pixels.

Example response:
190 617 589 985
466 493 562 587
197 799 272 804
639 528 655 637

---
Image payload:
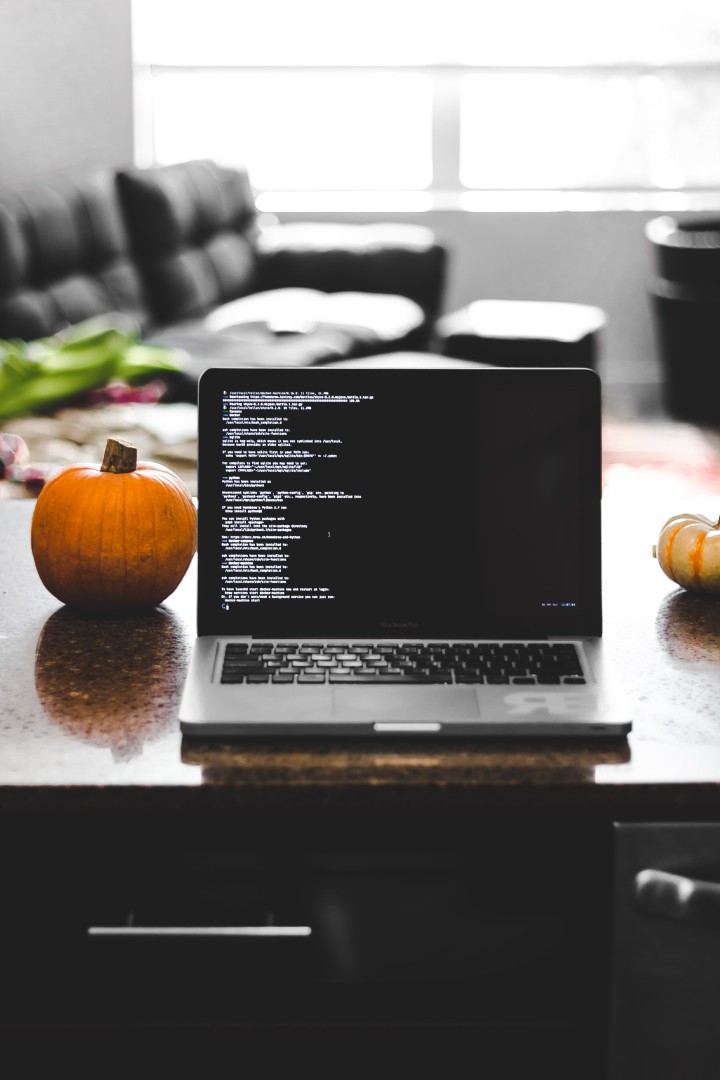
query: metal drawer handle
635 868 720 929
88 925 312 939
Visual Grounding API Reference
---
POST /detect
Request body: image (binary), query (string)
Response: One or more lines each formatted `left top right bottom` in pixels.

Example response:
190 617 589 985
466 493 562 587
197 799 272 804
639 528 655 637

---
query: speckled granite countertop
3 455 720 814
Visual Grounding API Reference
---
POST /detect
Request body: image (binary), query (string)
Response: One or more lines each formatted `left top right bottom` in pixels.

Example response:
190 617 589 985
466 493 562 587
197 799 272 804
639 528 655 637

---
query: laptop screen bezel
195 366 602 640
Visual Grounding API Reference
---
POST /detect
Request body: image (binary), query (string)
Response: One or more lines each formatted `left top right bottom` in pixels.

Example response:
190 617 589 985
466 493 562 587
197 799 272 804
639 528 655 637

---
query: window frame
133 60 720 213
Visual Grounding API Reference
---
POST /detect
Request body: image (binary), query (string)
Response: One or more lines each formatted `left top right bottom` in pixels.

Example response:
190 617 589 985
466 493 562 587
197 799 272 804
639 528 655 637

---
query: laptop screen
197 367 601 639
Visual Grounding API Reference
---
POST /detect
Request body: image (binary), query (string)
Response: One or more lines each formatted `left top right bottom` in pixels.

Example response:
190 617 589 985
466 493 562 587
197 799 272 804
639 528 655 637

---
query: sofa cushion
147 287 427 395
255 222 448 325
204 286 423 342
116 159 258 324
0 172 147 341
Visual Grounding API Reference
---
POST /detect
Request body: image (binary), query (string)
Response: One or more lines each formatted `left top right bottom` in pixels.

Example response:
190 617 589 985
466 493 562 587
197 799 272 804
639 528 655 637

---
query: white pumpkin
654 512 720 593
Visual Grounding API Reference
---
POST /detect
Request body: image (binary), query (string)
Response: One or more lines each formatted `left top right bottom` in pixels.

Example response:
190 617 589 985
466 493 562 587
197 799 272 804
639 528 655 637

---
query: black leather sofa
0 159 449 393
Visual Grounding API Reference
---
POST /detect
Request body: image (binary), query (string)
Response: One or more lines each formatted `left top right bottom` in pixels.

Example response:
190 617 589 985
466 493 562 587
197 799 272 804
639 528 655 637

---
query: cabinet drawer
2 843 604 1030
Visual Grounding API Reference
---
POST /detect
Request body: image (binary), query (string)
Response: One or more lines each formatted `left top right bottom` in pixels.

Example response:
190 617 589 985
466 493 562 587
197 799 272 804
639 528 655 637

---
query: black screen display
197 368 601 639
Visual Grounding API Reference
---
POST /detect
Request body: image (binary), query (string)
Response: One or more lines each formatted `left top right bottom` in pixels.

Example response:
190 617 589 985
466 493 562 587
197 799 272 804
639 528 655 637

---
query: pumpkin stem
101 437 137 474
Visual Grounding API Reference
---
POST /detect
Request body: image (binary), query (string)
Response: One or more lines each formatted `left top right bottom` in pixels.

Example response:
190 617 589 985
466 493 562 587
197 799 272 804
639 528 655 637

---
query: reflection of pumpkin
654 512 720 594
655 589 720 663
31 437 196 610
34 606 190 759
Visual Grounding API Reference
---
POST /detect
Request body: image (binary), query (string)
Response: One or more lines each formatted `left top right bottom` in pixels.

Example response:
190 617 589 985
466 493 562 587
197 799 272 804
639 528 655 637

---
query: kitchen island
2 442 720 1076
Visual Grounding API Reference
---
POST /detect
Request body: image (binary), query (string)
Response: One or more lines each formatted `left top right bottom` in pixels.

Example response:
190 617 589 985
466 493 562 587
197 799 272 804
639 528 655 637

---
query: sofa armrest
254 222 448 324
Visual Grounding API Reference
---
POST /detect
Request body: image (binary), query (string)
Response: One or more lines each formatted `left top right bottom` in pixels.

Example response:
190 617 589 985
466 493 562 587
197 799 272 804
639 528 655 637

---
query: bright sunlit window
150 71 432 191
132 0 720 210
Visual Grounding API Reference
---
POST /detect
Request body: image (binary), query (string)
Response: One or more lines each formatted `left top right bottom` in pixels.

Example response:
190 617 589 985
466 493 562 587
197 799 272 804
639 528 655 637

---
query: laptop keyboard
220 642 586 685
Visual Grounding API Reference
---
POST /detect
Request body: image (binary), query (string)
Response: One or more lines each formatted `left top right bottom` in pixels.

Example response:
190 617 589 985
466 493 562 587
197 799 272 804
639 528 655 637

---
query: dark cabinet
1 809 612 1074
610 822 720 1078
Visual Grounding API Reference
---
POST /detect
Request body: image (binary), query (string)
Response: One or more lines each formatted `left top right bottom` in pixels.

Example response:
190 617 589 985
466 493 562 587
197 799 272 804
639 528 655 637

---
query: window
149 70 432 192
132 0 720 210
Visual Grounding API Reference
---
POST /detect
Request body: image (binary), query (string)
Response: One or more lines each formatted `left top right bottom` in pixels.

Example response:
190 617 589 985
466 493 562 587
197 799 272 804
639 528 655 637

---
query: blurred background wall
0 0 133 187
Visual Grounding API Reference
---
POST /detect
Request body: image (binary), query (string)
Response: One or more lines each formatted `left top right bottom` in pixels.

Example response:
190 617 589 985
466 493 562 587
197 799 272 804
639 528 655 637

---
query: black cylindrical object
647 215 720 424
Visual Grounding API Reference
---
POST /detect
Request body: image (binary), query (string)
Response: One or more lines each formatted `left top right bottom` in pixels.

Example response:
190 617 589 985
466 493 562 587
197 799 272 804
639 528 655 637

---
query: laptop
179 365 632 738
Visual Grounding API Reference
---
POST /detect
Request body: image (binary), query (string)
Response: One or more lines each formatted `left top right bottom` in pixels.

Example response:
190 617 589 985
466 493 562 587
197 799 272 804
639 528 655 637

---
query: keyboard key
297 673 326 683
222 662 267 673
329 673 450 684
246 674 270 683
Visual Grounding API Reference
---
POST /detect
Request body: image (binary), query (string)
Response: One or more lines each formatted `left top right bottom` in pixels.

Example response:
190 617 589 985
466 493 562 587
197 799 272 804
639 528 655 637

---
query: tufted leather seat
116 159 259 325
0 171 148 340
116 159 446 350
1 159 449 394
254 220 447 329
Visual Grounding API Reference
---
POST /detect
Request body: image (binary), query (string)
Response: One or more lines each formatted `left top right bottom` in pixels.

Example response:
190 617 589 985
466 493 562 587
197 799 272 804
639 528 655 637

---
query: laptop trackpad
332 685 480 722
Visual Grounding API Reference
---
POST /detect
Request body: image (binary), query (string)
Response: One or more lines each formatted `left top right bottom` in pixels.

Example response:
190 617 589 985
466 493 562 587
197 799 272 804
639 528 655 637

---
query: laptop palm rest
332 686 480 722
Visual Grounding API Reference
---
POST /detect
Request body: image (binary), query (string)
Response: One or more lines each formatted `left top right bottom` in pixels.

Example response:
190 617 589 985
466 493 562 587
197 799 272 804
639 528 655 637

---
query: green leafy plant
0 317 186 422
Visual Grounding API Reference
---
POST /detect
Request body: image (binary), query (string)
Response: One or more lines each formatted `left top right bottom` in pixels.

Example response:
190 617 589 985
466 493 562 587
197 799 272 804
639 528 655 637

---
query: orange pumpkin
653 512 720 594
31 437 196 609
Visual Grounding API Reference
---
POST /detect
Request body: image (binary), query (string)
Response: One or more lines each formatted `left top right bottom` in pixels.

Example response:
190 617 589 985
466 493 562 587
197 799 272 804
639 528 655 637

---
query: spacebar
329 674 450 684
